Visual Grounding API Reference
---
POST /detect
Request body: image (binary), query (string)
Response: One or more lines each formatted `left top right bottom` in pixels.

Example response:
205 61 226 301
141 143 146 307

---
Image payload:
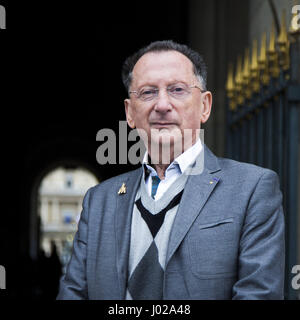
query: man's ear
124 99 136 128
200 91 212 124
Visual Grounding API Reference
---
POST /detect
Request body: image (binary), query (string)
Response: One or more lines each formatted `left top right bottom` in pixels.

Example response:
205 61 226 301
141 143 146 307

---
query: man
57 40 285 300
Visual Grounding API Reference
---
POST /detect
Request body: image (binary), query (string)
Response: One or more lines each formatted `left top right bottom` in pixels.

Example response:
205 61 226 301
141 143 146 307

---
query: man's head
122 40 212 163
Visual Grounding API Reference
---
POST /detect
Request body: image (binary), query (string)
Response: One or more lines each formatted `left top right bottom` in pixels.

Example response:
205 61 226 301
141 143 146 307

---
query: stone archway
37 164 99 272
29 158 101 261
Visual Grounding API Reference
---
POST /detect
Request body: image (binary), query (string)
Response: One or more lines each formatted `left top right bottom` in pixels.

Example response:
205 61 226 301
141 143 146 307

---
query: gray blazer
57 146 285 300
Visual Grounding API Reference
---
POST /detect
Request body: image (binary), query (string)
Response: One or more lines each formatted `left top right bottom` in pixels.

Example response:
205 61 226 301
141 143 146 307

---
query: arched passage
29 158 102 262
37 165 99 272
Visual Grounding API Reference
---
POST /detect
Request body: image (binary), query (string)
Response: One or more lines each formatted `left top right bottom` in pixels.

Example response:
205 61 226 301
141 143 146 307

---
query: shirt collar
142 138 202 177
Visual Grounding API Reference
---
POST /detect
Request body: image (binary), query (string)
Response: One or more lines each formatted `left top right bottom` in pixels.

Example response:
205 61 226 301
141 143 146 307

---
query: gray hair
122 40 207 93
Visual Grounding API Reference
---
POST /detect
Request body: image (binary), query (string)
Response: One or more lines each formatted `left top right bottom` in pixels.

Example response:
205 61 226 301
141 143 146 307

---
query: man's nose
154 90 172 113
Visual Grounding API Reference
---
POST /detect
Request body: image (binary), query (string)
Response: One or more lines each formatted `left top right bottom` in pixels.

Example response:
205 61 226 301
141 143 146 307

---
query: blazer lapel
166 145 221 265
115 167 143 299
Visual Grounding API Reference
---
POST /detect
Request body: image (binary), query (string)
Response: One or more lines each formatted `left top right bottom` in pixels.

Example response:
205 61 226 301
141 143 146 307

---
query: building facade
38 167 99 270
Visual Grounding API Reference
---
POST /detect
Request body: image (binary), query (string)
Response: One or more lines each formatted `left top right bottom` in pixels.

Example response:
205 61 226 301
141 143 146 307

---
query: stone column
52 198 60 224
40 197 49 226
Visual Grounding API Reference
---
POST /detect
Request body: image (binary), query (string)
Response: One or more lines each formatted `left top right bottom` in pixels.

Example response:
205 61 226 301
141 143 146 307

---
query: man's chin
152 131 177 144
151 126 180 138
151 133 184 152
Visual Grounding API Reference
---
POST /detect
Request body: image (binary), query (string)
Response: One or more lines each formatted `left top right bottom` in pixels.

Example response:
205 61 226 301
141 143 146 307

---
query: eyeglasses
129 83 205 102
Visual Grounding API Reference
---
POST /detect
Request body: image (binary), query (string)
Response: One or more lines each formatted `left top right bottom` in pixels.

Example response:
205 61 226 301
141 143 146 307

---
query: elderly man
57 40 285 300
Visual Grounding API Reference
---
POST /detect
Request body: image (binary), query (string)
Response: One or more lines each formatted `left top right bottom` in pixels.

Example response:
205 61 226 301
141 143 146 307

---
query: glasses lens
168 83 190 98
139 88 158 101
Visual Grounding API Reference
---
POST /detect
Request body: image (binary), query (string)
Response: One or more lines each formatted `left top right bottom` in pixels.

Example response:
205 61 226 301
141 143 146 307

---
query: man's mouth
150 122 176 129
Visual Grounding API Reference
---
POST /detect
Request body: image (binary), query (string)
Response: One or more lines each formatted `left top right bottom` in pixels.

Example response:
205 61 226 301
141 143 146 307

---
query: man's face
124 50 212 157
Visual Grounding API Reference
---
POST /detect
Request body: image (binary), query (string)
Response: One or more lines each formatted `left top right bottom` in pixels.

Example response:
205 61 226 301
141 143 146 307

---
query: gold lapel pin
118 183 126 195
210 177 219 184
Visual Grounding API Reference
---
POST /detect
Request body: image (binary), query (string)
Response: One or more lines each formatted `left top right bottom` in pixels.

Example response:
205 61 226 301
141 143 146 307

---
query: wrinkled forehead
131 51 195 88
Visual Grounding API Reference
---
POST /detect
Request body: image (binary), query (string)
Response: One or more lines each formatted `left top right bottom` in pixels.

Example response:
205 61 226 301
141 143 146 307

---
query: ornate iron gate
226 11 300 299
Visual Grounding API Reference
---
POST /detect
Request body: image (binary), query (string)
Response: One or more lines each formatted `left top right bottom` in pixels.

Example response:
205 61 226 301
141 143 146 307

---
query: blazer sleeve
56 188 92 300
232 169 285 299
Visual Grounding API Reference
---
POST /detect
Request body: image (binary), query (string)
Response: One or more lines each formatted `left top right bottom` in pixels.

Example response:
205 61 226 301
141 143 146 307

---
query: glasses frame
129 83 205 101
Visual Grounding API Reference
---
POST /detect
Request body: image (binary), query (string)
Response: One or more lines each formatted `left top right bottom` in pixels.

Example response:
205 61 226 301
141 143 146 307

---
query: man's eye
170 86 185 94
141 90 156 96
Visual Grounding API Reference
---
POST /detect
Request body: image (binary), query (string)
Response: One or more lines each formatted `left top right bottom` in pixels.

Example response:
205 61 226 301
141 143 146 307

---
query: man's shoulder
217 156 278 180
204 145 278 180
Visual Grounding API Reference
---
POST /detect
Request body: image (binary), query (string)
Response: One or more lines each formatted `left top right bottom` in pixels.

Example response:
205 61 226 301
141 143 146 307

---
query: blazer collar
202 143 221 173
